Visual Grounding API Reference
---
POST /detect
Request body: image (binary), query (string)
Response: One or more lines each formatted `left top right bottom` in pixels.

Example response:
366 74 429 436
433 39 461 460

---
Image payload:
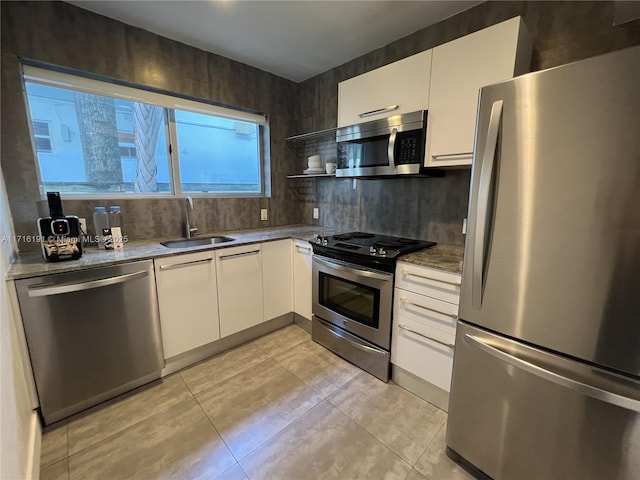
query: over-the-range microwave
335 110 442 178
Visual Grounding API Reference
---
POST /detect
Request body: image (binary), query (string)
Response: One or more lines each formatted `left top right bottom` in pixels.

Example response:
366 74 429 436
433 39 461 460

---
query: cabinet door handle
398 323 455 349
401 269 461 286
295 245 312 253
219 249 260 260
431 152 473 160
358 105 399 118
158 258 212 271
400 298 458 318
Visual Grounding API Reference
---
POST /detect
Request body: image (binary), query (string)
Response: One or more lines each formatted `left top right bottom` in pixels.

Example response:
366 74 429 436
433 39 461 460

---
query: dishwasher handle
27 270 148 297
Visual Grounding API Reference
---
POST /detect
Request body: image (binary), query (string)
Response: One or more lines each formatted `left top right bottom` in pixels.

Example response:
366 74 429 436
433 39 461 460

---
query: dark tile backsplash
2 1 638 251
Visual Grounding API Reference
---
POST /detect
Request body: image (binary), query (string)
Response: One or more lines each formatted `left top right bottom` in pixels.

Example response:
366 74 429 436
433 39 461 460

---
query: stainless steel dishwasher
15 260 164 425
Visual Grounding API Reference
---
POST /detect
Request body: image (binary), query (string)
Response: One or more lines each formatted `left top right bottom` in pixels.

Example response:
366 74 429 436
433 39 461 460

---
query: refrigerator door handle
464 334 640 413
472 100 503 309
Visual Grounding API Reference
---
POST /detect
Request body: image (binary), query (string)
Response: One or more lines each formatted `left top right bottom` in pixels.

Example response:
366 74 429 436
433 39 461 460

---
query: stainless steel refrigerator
446 46 640 480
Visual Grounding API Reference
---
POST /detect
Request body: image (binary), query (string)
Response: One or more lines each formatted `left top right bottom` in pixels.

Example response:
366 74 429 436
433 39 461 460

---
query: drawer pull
401 270 461 287
431 152 473 160
400 298 457 318
158 258 212 270
358 104 399 118
398 323 455 349
219 249 260 260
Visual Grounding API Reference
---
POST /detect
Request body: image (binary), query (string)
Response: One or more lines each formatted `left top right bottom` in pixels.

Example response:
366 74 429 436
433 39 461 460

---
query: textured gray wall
294 1 640 245
0 1 302 250
2 1 639 251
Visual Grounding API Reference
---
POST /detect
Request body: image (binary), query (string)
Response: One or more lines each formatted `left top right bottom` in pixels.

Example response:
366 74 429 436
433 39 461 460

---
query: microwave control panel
395 131 423 165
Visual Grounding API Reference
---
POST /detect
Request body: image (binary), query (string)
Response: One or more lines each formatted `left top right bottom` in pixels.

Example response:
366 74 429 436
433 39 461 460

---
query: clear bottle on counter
93 206 109 249
109 206 125 246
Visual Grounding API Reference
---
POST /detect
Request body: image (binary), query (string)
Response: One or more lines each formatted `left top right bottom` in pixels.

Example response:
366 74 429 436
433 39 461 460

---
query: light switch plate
313 208 319 219
260 209 268 221
462 218 467 234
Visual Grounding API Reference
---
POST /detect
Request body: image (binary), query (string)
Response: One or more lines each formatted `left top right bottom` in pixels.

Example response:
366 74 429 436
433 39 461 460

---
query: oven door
312 255 394 349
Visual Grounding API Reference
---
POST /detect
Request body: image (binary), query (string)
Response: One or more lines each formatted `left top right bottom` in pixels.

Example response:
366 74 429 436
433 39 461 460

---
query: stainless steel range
310 232 435 381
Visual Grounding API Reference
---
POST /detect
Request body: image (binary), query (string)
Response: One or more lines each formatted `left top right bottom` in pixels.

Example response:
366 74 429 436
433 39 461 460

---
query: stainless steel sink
160 236 235 248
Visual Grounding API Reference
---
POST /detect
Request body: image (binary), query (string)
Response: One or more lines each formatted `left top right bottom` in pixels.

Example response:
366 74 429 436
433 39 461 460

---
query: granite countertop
399 244 465 274
7 224 339 280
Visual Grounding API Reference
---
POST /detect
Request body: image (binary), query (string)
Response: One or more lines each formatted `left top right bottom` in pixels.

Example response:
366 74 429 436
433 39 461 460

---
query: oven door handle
313 256 392 282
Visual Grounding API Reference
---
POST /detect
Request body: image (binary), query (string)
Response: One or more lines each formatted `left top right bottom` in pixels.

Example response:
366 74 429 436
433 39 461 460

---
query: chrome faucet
184 196 198 238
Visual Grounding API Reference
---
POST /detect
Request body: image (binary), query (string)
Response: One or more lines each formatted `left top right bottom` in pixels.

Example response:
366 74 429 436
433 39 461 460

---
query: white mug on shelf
325 162 336 174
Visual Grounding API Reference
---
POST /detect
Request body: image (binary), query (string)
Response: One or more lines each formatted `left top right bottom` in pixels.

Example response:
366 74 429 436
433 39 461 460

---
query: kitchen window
22 65 267 197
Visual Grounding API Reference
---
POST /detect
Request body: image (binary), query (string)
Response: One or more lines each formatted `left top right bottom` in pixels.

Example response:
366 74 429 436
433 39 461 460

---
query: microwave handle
388 127 397 169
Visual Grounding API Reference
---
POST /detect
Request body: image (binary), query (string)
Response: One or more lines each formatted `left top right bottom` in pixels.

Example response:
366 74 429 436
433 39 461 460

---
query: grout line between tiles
231 392 323 464
330 401 414 472
64 393 196 462
325 375 443 468
191 390 238 464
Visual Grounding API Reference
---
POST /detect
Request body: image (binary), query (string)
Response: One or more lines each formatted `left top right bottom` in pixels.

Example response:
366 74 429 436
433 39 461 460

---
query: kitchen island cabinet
216 244 264 338
155 251 220 359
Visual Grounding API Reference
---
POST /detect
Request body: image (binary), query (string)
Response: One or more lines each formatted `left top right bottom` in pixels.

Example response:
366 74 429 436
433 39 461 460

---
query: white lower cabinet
392 261 461 399
292 239 313 321
216 244 264 338
155 251 220 359
261 239 293 321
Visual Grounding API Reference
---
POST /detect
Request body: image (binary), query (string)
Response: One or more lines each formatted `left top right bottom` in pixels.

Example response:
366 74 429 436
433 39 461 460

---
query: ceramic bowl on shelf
307 155 321 169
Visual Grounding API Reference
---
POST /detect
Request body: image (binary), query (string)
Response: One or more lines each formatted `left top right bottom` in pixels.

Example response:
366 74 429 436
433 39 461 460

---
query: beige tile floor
39 324 474 480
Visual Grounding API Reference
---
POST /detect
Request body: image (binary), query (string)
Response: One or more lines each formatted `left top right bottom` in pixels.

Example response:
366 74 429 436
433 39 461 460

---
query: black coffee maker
37 192 83 262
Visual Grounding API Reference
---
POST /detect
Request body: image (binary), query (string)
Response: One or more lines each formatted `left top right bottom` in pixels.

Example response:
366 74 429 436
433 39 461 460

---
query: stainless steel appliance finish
311 232 436 381
447 46 640 479
336 110 435 177
312 255 394 350
312 316 390 382
449 322 640 480
16 260 164 425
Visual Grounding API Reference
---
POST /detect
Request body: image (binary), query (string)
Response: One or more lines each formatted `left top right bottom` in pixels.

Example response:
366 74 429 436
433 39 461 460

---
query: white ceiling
68 1 482 82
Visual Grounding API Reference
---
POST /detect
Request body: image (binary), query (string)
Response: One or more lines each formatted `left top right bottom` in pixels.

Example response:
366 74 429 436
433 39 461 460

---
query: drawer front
395 261 461 305
391 314 455 392
394 288 458 340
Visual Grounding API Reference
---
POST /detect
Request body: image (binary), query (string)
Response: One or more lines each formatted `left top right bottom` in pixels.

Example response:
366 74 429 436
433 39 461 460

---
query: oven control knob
369 246 377 255
316 235 328 246
378 247 387 256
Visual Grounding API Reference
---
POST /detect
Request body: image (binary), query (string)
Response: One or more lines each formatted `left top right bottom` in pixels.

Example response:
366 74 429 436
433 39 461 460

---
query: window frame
22 64 269 200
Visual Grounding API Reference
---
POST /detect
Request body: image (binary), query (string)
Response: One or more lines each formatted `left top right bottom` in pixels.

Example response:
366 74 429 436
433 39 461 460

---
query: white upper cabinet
337 50 432 127
425 17 533 167
262 239 293 321
155 251 220 359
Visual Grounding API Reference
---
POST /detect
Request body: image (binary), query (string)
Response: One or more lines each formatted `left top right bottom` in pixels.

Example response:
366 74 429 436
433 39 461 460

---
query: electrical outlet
79 217 87 233
260 208 268 221
462 218 467 234
313 208 319 219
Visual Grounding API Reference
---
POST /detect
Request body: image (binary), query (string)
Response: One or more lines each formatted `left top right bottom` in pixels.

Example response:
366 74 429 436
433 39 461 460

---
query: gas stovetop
310 232 436 272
